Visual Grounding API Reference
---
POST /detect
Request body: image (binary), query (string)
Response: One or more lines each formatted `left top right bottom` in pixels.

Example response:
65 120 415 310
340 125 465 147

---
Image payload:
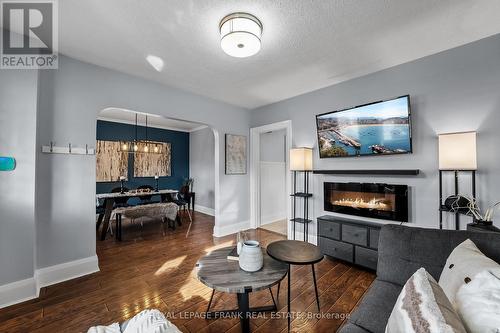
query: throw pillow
87 323 121 333
456 268 500 333
386 268 466 333
438 239 500 306
122 309 181 333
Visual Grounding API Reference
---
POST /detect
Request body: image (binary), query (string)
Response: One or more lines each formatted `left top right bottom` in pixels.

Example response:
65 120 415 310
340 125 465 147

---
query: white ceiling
98 108 207 132
59 0 500 109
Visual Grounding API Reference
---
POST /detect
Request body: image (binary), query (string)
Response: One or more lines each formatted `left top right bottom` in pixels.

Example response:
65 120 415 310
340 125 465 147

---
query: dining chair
111 187 130 207
173 186 193 237
107 187 131 235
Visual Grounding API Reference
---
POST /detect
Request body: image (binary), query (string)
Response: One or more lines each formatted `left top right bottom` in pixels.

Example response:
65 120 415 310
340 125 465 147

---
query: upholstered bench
113 202 179 240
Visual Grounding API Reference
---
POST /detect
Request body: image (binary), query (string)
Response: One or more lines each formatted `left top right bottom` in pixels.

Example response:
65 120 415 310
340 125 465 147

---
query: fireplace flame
332 197 392 211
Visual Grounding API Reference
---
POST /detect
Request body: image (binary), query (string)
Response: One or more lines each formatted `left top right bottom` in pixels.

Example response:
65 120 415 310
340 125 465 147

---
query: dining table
96 189 178 240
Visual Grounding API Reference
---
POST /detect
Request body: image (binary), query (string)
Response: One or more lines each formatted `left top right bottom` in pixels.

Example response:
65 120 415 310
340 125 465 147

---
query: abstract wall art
133 142 171 177
225 134 247 175
96 140 129 182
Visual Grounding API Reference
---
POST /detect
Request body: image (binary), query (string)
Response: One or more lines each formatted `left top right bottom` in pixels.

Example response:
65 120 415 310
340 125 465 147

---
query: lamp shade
438 131 477 170
290 148 313 171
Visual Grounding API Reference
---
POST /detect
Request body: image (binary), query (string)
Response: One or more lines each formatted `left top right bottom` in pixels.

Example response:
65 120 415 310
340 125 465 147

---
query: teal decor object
0 157 16 171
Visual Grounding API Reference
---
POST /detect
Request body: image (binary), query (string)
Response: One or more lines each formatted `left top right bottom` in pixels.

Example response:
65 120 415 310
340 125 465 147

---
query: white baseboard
213 220 250 237
35 255 100 289
288 231 318 245
194 204 215 216
0 255 99 309
261 213 286 226
0 277 38 309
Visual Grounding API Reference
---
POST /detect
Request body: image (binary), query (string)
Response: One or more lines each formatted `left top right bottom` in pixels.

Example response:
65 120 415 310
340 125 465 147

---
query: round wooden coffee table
196 246 288 333
266 240 324 332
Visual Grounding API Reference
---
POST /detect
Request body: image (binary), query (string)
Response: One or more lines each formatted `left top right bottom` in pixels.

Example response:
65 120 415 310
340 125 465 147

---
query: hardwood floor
0 212 375 333
260 219 287 236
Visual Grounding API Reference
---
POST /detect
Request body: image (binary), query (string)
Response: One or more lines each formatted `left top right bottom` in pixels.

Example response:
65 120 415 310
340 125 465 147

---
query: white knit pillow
123 309 181 333
87 323 121 333
386 268 466 333
439 239 500 306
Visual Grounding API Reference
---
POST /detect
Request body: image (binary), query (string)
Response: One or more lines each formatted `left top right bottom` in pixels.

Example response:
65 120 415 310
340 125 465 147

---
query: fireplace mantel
313 169 420 176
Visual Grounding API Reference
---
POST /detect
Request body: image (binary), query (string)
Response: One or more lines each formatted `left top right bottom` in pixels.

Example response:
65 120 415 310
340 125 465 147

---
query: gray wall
251 34 500 233
35 55 250 269
260 130 286 162
190 127 215 210
0 70 38 285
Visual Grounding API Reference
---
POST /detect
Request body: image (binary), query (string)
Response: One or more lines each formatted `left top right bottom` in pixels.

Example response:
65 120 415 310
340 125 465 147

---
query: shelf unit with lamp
438 131 478 230
290 147 313 242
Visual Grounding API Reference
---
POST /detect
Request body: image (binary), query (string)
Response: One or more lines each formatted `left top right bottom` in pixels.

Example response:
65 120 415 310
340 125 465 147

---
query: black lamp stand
291 170 312 242
439 169 476 230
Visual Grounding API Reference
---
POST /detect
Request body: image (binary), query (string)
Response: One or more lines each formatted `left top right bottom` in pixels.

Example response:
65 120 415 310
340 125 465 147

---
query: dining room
95 108 216 242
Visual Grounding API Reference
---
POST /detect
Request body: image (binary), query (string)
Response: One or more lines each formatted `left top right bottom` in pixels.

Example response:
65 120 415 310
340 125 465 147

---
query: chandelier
119 114 162 154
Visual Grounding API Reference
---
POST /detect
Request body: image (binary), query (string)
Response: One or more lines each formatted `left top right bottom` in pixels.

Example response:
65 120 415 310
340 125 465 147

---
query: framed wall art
225 134 247 175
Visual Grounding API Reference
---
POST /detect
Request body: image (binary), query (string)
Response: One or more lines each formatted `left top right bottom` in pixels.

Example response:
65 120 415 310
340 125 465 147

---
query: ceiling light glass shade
438 131 477 170
220 13 262 58
290 147 313 171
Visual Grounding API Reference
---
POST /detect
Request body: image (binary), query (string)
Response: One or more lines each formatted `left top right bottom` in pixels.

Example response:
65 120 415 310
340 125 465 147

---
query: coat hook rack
41 141 95 155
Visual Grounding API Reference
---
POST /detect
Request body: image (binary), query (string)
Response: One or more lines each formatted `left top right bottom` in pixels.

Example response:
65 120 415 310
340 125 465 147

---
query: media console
317 215 383 270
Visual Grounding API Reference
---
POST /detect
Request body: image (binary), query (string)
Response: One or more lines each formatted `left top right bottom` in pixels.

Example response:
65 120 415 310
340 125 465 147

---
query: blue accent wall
96 120 189 203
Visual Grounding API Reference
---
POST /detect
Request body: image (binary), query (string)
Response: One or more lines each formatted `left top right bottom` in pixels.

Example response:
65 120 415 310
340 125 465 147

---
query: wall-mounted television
316 95 412 158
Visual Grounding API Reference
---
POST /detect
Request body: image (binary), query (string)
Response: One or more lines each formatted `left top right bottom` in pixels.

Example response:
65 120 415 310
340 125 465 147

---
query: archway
95 107 219 240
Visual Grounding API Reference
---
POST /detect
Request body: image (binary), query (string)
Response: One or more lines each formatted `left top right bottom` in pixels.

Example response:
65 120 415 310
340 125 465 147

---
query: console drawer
318 220 340 240
369 229 380 249
342 224 368 246
319 237 353 263
355 246 378 270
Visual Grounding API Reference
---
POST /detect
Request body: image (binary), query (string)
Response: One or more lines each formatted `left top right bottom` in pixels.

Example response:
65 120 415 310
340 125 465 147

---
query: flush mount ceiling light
219 12 262 58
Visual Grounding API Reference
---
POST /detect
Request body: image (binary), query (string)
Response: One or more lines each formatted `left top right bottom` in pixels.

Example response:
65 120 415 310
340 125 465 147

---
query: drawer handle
329 228 333 232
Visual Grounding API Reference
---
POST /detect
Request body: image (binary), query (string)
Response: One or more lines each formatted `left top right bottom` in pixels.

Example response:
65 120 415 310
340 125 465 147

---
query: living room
1 1 500 332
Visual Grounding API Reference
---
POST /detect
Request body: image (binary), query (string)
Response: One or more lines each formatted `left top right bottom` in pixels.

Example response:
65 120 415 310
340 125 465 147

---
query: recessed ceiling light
146 55 164 72
219 13 262 58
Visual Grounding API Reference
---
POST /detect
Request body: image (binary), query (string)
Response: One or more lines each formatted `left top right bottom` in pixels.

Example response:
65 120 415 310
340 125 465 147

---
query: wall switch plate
0 157 16 171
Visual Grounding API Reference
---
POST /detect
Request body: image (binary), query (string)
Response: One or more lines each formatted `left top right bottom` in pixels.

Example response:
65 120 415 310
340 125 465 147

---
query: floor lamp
438 131 477 230
290 147 313 242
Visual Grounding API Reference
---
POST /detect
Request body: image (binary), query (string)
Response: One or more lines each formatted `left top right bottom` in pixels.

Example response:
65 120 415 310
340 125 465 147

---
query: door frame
250 120 292 236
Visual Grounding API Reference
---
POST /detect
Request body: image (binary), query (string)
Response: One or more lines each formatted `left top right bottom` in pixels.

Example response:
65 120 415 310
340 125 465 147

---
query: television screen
316 95 412 158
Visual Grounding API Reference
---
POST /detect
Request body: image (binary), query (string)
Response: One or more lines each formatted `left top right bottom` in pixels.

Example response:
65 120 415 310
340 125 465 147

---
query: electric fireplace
324 182 408 222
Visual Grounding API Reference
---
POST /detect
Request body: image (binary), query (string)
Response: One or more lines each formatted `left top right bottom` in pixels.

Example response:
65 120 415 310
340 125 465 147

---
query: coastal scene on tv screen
317 96 411 158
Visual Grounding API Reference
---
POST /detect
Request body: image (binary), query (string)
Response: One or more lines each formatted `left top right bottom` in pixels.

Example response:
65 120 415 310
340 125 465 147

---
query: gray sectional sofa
339 224 500 333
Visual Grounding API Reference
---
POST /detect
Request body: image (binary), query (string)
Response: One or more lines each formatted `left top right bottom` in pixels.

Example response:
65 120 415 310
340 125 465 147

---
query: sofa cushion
347 279 402 333
338 322 371 333
377 225 500 286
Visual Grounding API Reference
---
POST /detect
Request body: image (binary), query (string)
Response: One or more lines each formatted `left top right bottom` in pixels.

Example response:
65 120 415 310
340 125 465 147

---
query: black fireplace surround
324 182 409 222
